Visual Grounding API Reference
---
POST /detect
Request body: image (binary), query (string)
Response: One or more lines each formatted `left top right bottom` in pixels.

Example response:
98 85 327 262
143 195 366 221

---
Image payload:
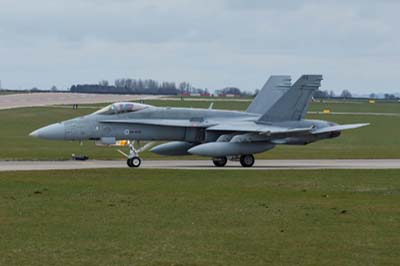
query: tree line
6 77 399 99
71 79 179 95
70 78 256 96
313 89 398 100
71 79 218 96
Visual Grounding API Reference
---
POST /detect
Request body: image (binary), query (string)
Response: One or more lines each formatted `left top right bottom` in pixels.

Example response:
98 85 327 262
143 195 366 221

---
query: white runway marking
0 159 400 171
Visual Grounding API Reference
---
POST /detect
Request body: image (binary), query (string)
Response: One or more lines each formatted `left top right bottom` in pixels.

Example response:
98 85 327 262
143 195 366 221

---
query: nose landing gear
126 142 141 168
127 156 141 168
117 141 154 168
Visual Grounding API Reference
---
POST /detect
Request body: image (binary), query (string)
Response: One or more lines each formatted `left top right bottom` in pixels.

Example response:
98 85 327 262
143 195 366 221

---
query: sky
1 0 400 94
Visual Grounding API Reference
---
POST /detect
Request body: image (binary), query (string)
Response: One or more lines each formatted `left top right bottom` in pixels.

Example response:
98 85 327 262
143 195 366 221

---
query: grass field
0 91 29 95
0 169 399 266
152 98 400 113
145 99 400 114
310 100 400 114
78 98 400 114
0 99 399 160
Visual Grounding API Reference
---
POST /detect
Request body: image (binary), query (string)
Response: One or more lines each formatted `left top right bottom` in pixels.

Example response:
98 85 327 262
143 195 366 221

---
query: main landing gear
239 154 255 167
212 157 228 167
212 154 255 168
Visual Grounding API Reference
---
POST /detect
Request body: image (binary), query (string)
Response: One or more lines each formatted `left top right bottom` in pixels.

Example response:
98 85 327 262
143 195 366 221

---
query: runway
0 93 161 110
0 159 400 171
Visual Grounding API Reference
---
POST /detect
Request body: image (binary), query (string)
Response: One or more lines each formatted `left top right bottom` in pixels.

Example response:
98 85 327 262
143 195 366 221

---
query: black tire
240 154 255 167
212 157 227 167
127 157 141 168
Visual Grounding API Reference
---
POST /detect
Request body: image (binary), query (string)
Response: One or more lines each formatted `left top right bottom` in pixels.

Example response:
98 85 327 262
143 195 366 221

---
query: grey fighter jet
30 75 369 168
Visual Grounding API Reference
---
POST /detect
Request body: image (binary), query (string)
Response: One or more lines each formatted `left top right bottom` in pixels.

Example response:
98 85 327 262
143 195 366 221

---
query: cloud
0 0 399 93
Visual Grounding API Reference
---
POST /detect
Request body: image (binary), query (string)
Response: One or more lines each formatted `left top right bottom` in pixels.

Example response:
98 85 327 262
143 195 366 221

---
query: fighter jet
30 75 369 168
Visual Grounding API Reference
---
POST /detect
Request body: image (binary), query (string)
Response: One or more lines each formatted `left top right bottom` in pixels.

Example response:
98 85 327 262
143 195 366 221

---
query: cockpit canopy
93 102 150 115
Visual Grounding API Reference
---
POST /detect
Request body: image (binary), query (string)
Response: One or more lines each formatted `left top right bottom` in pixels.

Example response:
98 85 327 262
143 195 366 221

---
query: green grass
168 95 254 100
149 98 400 114
146 99 250 111
0 99 399 160
0 169 399 266
309 100 400 114
260 113 400 159
0 91 29 95
54 98 400 114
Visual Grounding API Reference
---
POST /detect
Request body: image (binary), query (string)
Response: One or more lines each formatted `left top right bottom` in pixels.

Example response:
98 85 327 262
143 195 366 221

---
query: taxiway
0 159 399 171
0 93 160 110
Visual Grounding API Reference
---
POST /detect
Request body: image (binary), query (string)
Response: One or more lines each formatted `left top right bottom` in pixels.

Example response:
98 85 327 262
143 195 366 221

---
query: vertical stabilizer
246 75 291 114
258 75 322 122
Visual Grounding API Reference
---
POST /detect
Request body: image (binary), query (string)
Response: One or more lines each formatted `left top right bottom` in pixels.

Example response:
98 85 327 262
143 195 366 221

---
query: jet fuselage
31 105 337 145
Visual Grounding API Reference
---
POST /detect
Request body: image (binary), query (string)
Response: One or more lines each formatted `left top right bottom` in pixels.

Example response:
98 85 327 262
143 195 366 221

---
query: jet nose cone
29 123 65 140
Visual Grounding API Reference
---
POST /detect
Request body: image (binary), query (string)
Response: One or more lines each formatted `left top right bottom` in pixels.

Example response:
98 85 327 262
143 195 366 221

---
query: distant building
217 87 242 97
180 92 191 97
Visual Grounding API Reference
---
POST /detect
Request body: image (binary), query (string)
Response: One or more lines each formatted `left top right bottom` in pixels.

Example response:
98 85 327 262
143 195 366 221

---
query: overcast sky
1 0 399 94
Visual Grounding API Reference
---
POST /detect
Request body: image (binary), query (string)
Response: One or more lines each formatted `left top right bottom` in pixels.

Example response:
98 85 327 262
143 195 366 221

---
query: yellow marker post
323 109 331 114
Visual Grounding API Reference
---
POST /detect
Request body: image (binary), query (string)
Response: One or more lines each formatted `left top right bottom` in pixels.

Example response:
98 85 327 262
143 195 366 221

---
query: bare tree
99 80 109 86
340 89 352 99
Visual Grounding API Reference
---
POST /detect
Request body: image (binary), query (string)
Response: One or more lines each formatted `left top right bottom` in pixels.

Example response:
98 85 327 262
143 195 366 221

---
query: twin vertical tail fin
258 75 323 122
246 75 291 114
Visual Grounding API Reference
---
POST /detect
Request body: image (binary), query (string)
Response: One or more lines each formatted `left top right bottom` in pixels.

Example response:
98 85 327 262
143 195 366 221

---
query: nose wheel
126 143 141 168
117 141 155 168
127 157 141 168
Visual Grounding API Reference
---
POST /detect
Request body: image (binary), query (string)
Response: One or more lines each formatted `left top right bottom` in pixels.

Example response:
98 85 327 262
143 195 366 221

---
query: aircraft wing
312 123 370 134
100 119 369 136
206 122 312 136
100 119 215 128
101 119 312 136
207 121 369 137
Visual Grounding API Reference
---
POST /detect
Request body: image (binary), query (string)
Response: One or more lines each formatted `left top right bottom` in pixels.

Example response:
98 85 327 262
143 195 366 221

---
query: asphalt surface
1 159 400 171
0 93 160 110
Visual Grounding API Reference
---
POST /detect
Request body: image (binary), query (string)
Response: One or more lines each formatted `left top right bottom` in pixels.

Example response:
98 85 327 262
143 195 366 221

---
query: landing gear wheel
212 157 227 167
240 154 255 167
127 157 141 168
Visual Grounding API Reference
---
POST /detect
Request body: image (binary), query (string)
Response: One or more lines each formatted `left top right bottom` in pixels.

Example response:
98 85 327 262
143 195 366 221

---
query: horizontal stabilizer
312 123 370 134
